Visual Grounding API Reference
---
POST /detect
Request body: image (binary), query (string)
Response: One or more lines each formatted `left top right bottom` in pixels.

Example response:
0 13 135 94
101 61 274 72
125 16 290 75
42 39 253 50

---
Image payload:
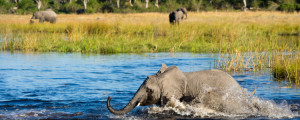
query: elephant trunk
107 92 143 115
185 14 188 19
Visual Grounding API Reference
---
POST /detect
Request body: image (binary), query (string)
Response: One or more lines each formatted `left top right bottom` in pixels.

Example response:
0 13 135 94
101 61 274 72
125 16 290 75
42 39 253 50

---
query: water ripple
1 52 300 119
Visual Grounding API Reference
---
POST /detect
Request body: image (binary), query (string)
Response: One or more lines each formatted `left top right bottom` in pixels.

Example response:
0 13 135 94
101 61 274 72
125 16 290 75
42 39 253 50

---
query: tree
116 0 119 8
105 0 120 8
251 0 259 10
106 0 113 6
145 0 148 8
242 0 247 11
129 0 133 6
189 0 203 12
83 0 88 9
155 0 158 8
144 0 159 8
17 0 36 13
35 0 42 10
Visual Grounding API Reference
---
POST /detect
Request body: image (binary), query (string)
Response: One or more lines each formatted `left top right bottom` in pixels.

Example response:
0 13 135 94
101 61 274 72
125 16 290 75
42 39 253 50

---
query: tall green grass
271 53 300 85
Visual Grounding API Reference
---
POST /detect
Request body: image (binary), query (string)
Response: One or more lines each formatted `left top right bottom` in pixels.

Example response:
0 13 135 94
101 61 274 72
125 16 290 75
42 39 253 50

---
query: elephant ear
177 8 187 14
156 63 168 75
157 65 187 104
182 8 187 14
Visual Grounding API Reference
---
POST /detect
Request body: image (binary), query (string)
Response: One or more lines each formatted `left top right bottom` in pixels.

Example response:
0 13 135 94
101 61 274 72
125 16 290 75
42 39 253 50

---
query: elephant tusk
137 103 141 106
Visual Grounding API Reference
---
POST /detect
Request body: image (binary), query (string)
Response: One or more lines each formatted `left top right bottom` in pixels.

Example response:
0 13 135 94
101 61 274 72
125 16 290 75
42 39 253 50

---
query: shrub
61 2 82 13
101 4 114 13
0 0 13 14
295 4 300 12
278 3 295 12
17 0 37 14
44 0 62 13
85 0 101 13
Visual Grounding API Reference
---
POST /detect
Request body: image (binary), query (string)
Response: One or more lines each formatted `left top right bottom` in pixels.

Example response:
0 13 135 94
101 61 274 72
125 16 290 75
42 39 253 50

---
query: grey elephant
76 9 85 14
169 7 187 24
107 63 255 115
30 9 57 24
177 7 188 19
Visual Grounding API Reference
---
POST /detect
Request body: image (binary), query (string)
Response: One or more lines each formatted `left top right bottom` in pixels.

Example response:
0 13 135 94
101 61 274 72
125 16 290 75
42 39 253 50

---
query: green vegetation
0 12 299 84
216 51 300 85
0 0 13 14
17 0 37 14
1 12 299 53
3 0 300 14
272 53 300 85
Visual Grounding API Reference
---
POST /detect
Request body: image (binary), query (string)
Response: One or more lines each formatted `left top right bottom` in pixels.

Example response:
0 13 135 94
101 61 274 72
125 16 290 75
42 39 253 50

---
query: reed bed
0 12 300 83
272 52 300 85
215 50 300 84
215 51 272 72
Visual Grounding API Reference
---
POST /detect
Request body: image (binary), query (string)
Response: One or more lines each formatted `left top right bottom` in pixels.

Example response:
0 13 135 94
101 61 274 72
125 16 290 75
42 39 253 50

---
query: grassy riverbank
1 12 300 53
0 12 300 83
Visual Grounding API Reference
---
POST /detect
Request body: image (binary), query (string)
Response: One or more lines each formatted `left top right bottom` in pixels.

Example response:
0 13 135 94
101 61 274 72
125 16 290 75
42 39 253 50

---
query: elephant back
38 10 57 23
157 66 187 101
184 69 242 98
177 7 187 15
175 11 184 18
40 10 57 18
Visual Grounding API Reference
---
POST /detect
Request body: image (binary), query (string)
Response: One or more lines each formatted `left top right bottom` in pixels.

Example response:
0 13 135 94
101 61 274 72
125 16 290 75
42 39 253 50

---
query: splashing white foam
147 89 296 119
148 97 219 117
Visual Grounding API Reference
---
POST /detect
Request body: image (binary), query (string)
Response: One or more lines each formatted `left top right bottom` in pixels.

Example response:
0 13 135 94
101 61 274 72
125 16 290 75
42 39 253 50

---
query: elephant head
107 63 187 115
31 12 39 19
177 7 187 19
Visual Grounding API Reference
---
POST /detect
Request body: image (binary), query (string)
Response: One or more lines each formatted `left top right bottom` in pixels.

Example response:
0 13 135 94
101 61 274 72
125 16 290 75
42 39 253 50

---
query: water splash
147 89 296 119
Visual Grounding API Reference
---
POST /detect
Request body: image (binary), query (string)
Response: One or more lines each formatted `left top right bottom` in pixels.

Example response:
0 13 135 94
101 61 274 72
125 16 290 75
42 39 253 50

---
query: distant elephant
76 9 85 14
169 7 188 24
30 9 57 23
177 7 188 19
107 63 251 115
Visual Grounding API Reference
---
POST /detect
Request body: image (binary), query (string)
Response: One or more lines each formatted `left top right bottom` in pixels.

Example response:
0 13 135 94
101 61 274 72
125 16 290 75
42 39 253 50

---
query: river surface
0 51 300 119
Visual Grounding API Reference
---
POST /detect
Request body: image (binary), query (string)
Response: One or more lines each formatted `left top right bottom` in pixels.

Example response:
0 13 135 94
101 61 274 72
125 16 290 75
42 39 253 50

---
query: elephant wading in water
107 63 261 115
30 9 57 24
169 7 187 24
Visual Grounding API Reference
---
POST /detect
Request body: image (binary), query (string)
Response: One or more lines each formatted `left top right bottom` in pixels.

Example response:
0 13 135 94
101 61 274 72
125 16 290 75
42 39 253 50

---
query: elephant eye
156 72 161 76
146 88 153 93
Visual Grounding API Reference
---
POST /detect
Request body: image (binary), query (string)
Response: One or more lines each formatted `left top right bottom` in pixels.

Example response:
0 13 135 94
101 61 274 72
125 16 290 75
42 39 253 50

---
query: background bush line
2 0 300 14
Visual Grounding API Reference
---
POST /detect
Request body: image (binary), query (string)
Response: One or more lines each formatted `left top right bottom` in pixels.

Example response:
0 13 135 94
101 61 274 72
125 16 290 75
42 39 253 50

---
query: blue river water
0 51 300 119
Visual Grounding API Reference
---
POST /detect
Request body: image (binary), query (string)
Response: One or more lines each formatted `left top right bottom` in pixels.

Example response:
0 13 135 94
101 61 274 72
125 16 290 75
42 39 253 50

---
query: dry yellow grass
1 11 299 24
